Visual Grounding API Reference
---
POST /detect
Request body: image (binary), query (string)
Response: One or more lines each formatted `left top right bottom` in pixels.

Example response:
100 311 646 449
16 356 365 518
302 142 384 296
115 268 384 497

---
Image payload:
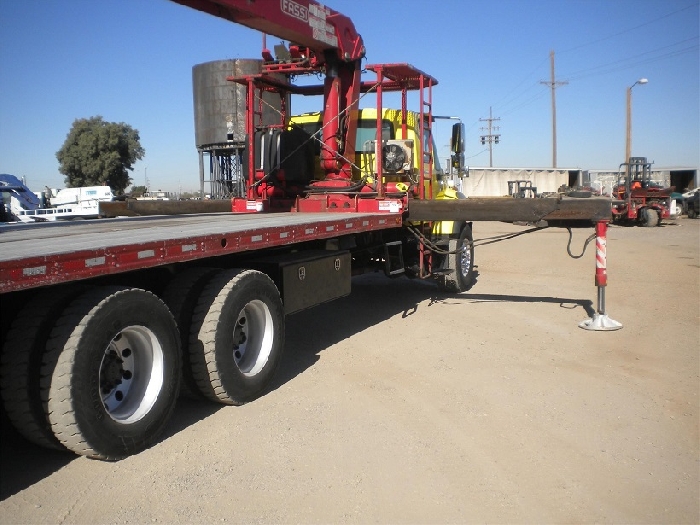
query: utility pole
540 50 568 168
479 106 501 168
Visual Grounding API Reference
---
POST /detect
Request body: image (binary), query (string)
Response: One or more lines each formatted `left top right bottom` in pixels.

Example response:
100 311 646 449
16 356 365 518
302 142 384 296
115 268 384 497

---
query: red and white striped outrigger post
579 221 623 331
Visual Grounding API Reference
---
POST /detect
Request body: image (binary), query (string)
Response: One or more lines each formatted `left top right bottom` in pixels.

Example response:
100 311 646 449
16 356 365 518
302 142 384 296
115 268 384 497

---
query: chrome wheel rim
99 326 164 423
231 300 274 377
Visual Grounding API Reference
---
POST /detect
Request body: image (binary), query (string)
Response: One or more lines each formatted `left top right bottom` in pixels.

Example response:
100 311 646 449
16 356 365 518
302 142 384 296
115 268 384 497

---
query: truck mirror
450 122 465 172
451 122 465 154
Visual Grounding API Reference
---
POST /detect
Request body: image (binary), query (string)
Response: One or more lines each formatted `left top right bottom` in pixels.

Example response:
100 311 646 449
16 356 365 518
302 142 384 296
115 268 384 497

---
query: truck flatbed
0 211 402 293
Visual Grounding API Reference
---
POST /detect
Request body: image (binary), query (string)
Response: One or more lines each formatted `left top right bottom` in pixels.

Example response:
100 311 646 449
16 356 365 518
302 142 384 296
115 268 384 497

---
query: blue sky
1 0 698 193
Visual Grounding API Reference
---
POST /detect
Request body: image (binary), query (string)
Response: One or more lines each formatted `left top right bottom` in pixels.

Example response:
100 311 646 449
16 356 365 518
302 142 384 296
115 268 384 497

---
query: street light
625 78 648 166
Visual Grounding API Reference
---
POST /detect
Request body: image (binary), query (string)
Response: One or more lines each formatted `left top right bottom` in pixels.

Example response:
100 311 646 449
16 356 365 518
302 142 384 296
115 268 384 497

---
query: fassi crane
169 0 619 331
172 0 367 189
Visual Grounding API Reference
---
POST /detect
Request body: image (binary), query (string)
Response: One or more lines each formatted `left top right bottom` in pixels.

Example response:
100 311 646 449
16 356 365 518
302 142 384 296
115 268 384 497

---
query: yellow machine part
291 109 460 235
431 186 462 236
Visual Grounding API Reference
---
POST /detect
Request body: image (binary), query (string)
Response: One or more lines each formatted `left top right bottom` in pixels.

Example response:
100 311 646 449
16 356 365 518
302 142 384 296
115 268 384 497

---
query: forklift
612 157 672 227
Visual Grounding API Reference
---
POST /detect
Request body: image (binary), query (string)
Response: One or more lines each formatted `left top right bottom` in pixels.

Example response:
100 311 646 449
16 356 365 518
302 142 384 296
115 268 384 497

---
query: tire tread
0 287 84 450
188 269 283 405
42 286 180 460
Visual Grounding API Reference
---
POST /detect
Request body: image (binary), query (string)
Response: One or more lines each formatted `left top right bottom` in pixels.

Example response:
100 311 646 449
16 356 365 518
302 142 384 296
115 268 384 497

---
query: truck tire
0 286 84 450
568 190 592 198
642 208 659 227
41 287 181 460
438 224 475 293
161 267 220 399
189 269 284 405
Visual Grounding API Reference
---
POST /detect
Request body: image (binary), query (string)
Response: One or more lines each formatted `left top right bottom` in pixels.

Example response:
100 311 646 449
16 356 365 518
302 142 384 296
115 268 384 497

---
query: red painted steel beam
170 0 365 63
0 213 401 293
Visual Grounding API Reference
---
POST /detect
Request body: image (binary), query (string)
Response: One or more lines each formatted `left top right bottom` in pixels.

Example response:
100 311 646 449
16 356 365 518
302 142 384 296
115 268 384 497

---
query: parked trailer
0 176 115 223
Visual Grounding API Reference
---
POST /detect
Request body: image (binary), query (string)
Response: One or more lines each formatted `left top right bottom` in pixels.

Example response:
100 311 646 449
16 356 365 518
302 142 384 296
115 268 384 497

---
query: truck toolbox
251 250 351 315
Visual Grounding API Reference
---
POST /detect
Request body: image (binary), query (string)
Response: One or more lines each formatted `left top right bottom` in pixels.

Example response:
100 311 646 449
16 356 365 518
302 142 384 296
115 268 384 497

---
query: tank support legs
579 221 623 331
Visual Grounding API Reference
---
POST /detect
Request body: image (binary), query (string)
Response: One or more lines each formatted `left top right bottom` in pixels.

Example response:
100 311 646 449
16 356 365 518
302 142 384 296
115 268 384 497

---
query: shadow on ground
1 271 594 499
270 275 595 391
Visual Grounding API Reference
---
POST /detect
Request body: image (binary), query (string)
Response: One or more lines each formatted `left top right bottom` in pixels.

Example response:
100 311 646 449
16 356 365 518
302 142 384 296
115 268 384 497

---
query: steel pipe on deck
406 197 611 224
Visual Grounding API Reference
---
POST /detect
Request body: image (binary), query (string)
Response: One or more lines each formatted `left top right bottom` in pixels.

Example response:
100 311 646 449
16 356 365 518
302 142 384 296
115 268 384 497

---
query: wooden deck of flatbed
0 212 402 293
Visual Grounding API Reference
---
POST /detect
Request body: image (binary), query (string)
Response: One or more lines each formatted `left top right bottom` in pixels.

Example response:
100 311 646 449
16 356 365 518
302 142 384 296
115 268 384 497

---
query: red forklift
612 157 673 227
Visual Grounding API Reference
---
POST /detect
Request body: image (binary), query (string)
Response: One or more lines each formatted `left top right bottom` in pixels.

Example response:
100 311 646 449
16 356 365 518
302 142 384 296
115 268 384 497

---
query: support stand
579 221 623 331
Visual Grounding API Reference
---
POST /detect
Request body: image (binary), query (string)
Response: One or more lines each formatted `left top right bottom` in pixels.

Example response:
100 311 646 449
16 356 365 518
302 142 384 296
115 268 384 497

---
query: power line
570 47 698 81
494 39 690 118
560 3 697 54
467 149 489 159
491 56 549 112
563 38 699 81
499 89 548 117
490 36 697 122
492 4 697 117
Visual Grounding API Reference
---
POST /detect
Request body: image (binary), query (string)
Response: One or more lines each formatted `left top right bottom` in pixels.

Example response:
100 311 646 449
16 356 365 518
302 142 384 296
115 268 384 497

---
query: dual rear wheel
41 287 180 460
167 268 284 405
0 269 284 460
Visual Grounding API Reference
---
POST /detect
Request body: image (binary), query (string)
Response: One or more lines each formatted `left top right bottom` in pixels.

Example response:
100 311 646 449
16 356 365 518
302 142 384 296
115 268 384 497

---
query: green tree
130 185 148 197
56 116 145 193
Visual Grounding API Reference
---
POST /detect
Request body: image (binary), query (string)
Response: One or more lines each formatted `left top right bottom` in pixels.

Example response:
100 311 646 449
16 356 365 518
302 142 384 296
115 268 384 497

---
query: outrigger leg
579 221 623 331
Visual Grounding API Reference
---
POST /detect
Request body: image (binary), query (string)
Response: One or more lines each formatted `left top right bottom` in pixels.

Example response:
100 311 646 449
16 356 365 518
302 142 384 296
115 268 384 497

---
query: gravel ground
1 218 698 524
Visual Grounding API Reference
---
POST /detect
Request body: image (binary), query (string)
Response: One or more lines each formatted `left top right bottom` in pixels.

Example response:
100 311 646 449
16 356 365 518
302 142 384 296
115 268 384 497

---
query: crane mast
171 0 365 184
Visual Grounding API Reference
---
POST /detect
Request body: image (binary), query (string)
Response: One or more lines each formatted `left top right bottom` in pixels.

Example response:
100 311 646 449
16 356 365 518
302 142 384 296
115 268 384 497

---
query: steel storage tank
192 59 282 148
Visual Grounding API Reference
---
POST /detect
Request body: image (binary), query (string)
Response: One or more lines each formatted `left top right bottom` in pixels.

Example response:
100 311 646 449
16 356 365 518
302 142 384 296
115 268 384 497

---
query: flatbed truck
0 0 613 460
0 200 608 460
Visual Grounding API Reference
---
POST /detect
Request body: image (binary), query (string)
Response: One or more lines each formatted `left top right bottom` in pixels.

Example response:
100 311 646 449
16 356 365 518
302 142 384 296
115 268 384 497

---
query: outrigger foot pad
579 314 623 331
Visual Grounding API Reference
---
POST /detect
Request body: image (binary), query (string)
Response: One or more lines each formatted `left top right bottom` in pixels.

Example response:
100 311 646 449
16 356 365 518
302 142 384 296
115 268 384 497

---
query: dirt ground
1 218 698 524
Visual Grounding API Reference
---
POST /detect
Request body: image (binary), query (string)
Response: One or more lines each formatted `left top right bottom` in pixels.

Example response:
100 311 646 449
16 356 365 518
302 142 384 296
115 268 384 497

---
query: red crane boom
171 0 366 183
170 0 365 63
